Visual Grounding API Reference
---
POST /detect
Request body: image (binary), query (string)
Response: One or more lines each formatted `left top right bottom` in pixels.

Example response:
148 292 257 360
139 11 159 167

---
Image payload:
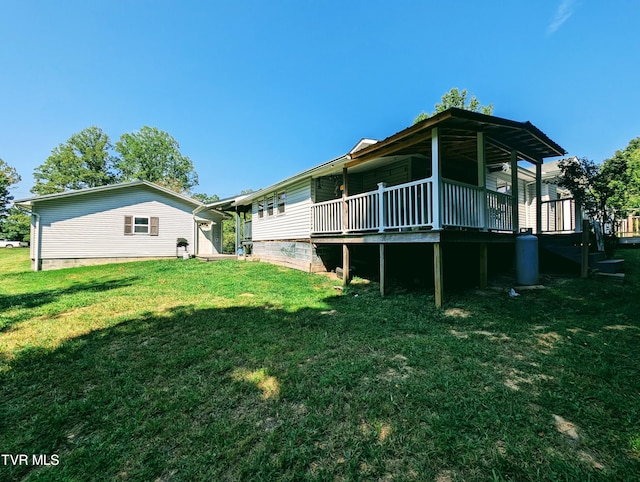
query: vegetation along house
229 108 568 306
15 181 228 271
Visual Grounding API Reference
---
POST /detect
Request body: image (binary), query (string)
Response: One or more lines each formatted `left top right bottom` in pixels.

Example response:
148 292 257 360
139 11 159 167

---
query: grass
1 247 639 481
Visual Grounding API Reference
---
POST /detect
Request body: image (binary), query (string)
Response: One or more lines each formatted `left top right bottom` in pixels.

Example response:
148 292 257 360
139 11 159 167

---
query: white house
15 181 228 271
229 108 568 305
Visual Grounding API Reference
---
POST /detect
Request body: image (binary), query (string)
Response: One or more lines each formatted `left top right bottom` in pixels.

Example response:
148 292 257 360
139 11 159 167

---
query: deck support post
432 127 441 230
235 208 241 255
379 243 386 296
581 219 589 278
342 167 349 233
479 243 488 289
433 242 443 307
510 150 519 233
342 243 350 286
535 162 543 235
477 132 487 230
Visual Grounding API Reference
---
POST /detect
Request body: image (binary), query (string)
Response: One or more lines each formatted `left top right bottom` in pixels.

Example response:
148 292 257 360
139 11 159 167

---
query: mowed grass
1 248 639 481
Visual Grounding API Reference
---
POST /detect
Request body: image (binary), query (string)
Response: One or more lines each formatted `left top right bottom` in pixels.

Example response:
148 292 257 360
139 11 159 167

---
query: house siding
251 179 312 241
33 185 200 262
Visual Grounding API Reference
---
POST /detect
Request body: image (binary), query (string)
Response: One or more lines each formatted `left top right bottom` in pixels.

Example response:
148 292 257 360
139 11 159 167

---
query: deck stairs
539 233 625 279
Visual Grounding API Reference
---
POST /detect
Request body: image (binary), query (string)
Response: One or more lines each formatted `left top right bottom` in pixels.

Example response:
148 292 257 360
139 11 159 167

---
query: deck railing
384 178 434 230
441 179 483 229
486 190 513 231
311 177 514 234
311 198 343 233
540 198 578 232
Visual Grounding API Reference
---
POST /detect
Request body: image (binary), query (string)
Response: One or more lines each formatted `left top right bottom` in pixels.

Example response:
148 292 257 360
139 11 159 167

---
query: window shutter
124 216 133 235
150 217 159 236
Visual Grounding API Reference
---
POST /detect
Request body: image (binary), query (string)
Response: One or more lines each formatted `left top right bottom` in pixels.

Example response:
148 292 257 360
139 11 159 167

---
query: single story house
225 108 568 306
15 181 228 271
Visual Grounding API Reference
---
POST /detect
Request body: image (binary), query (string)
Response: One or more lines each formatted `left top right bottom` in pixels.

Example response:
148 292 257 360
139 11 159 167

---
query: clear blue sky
2 1 639 200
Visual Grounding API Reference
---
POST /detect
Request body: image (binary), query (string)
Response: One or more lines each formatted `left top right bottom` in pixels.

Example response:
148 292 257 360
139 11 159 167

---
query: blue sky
2 1 639 200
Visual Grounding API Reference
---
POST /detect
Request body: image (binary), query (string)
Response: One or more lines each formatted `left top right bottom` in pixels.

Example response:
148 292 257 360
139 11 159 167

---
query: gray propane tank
515 228 539 285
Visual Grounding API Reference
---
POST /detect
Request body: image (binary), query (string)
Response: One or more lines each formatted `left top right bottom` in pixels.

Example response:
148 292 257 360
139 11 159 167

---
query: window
266 195 274 216
134 217 149 234
258 199 264 218
124 216 159 236
496 179 512 195
277 191 286 214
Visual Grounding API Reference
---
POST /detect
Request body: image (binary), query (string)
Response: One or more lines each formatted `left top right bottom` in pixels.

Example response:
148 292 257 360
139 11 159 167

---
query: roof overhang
349 108 566 166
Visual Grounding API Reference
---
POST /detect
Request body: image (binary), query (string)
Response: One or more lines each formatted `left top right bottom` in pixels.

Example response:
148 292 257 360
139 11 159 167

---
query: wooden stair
539 233 625 280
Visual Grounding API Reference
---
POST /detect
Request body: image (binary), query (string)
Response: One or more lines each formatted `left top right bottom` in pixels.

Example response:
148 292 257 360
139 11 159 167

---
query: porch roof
349 108 566 166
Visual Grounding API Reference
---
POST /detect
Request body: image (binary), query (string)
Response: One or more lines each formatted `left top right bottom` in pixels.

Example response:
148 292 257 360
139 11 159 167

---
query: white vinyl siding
251 179 312 241
34 185 198 259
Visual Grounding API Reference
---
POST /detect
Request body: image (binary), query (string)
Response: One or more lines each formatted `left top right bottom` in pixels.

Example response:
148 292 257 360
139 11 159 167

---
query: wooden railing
540 198 578 232
311 198 342 233
384 178 434 230
311 177 514 234
347 191 380 231
486 190 513 231
441 179 484 229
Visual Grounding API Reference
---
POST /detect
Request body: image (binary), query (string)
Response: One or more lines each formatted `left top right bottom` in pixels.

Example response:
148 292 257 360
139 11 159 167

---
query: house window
258 199 264 218
496 179 512 195
277 191 286 214
134 217 150 234
124 216 159 236
266 195 274 216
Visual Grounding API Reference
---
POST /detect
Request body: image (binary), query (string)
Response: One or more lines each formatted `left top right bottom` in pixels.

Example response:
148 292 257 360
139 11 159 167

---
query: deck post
235 208 241 255
377 182 387 233
479 243 488 289
342 167 349 233
581 219 589 278
535 162 543 235
477 131 487 230
510 150 519 233
433 242 443 307
379 243 386 296
342 243 350 285
432 127 441 230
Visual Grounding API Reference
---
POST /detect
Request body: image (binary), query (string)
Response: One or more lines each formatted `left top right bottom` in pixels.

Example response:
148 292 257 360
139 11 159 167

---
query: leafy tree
115 126 198 194
558 157 629 256
0 159 21 231
414 87 494 124
603 137 640 210
32 127 118 195
192 192 220 204
1 206 31 242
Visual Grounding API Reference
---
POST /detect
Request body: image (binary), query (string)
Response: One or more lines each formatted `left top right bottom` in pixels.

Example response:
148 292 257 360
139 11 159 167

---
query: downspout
32 211 41 271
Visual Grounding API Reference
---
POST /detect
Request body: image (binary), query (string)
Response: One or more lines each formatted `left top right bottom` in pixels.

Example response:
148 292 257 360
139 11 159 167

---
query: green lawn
1 248 639 481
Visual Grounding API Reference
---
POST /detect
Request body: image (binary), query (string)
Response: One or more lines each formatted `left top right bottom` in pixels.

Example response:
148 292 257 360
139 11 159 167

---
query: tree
192 192 220 204
115 126 198 194
0 159 21 231
558 157 629 256
32 127 118 195
602 137 640 210
414 88 494 124
1 205 31 242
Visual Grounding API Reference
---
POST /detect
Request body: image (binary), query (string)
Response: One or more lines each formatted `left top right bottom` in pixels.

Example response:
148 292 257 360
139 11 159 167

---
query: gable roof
15 181 207 209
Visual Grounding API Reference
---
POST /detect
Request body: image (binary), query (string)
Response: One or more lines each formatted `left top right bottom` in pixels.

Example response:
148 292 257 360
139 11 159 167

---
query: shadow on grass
0 277 140 332
1 282 639 481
